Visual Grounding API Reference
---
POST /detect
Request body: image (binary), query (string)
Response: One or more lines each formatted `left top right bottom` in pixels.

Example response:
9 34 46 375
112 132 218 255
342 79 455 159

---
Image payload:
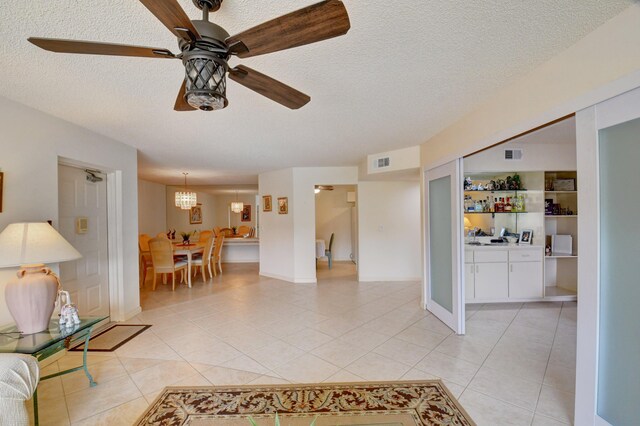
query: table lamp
0 223 81 334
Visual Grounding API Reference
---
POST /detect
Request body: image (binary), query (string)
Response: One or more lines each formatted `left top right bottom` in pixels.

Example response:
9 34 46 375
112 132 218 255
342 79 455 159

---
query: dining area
138 228 234 291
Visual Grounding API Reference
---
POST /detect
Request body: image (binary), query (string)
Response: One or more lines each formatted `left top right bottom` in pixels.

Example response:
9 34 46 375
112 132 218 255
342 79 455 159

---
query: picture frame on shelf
262 195 272 212
241 205 251 222
189 205 202 224
278 197 288 215
520 229 533 244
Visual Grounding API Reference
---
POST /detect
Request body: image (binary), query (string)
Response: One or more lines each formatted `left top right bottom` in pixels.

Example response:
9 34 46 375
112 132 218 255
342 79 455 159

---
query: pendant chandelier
175 172 197 210
230 190 243 213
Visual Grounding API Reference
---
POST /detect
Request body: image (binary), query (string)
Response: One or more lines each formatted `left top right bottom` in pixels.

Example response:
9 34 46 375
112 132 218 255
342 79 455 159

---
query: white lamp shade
0 223 82 268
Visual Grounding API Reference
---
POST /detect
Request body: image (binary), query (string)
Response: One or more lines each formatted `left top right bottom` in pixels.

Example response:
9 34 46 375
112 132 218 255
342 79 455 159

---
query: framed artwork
278 197 288 214
263 195 272 212
189 205 202 224
520 229 533 244
0 172 3 213
241 205 251 222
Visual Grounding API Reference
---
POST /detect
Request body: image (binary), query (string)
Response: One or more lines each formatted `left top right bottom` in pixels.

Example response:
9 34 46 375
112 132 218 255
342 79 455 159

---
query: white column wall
357 181 422 282
138 179 166 236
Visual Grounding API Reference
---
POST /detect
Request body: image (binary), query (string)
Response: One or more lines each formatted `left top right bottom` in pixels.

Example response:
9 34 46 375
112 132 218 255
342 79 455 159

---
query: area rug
70 324 151 352
135 381 475 426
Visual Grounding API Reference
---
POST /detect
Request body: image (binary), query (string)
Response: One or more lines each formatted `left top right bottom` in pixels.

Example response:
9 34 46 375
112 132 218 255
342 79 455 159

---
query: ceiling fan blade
226 0 350 58
28 38 176 58
229 65 310 109
138 0 200 42
174 80 196 111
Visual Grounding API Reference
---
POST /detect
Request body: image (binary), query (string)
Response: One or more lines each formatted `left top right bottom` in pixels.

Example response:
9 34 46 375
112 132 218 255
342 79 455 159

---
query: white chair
0 354 39 426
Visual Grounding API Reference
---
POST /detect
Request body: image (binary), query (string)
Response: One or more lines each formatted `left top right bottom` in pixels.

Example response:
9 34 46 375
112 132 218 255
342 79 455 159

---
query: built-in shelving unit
544 171 578 301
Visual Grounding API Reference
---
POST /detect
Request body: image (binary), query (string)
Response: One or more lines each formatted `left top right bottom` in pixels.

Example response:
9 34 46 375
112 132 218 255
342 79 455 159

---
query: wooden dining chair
192 236 215 281
156 232 169 239
213 227 221 237
148 237 187 291
219 227 233 237
325 233 335 269
198 230 213 243
237 225 251 236
139 234 153 287
211 235 225 276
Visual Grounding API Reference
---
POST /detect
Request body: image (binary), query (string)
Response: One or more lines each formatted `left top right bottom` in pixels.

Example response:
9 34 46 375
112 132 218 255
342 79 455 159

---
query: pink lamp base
4 264 59 334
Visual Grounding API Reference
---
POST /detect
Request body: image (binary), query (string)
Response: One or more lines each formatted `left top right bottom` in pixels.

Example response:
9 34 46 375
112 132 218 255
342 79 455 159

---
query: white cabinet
475 262 509 300
509 261 543 298
465 263 475 301
466 247 543 302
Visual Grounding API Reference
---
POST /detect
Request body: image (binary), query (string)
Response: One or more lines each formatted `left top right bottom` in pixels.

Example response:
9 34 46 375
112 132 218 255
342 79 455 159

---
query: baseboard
259 271 317 284
358 276 422 282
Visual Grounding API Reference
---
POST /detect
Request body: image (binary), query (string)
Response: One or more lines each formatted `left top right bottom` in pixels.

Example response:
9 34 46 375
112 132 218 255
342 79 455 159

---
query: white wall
315 186 355 262
463 118 577 172
420 4 640 170
259 168 295 281
367 146 421 175
211 193 257 229
358 181 422 281
166 187 216 234
0 96 139 325
138 179 166 236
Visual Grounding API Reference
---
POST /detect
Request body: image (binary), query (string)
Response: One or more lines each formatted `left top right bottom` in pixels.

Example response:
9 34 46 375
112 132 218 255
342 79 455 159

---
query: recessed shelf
465 211 529 214
545 191 577 194
465 189 528 192
545 215 577 218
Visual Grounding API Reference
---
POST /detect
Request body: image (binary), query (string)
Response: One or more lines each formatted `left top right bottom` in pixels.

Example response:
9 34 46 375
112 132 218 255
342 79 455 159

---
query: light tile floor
33 262 576 425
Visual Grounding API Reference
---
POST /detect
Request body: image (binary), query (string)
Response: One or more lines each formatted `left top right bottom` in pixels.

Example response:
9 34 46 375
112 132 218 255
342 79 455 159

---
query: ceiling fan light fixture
183 50 228 111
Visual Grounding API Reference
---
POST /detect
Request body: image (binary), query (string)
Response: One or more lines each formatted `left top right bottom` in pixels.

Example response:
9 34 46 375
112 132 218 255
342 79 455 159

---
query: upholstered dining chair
191 236 215 281
198 230 213 243
148 237 187 291
325 233 335 269
139 234 153 287
211 235 225 276
237 225 251 236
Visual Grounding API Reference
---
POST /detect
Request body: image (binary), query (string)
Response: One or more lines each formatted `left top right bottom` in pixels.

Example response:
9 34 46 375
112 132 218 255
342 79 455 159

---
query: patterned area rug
135 381 475 426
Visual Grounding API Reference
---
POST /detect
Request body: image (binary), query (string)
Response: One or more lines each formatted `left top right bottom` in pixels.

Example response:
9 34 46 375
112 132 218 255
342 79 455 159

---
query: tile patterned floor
33 262 576 425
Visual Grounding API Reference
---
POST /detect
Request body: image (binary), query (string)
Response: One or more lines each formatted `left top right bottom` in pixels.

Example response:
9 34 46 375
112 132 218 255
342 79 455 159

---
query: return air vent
373 157 391 169
504 149 523 160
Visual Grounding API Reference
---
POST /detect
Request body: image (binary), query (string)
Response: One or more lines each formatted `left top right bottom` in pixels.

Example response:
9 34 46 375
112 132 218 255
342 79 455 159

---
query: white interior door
575 86 640 425
424 159 464 334
58 165 110 318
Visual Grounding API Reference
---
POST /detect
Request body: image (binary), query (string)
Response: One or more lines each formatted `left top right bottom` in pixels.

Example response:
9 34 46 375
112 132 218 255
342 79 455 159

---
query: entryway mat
70 324 151 352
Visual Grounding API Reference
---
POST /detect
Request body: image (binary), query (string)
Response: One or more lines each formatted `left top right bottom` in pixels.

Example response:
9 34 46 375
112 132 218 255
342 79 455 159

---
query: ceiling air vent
374 157 391 169
504 149 523 160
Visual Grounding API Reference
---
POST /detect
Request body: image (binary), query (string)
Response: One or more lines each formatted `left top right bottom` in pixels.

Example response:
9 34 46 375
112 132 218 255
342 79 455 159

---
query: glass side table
0 317 108 425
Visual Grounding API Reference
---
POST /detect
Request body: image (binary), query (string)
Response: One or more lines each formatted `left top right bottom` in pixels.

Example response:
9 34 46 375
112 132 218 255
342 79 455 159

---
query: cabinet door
509 261 543 298
465 263 475 301
475 262 508 300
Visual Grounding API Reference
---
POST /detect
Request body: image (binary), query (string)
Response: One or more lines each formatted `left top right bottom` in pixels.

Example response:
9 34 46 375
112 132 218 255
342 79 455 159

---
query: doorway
58 164 110 319
314 184 357 281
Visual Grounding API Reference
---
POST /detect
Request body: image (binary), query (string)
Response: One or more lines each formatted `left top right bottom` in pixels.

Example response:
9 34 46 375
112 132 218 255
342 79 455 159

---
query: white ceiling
0 0 632 185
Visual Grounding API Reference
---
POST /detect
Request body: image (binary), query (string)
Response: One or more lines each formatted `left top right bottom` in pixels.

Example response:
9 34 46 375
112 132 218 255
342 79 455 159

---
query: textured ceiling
0 0 633 185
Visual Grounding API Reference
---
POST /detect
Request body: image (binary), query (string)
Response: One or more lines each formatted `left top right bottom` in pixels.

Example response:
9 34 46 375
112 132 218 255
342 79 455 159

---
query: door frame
58 158 127 321
575 86 640 425
423 158 465 334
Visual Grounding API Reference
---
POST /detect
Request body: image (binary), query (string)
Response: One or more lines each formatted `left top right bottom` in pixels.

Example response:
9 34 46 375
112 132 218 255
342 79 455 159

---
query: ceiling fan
28 0 350 111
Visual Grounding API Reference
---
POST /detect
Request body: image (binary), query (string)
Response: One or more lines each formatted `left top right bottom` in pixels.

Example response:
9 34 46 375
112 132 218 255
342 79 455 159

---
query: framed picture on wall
190 205 202 224
263 195 272 212
278 197 288 214
241 205 251 222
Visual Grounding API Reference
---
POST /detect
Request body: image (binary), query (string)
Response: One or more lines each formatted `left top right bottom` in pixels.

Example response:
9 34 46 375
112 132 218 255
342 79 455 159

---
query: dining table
172 241 204 288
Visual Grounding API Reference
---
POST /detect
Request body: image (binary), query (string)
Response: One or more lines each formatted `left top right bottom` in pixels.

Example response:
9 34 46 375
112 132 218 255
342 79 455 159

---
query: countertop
465 240 543 251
